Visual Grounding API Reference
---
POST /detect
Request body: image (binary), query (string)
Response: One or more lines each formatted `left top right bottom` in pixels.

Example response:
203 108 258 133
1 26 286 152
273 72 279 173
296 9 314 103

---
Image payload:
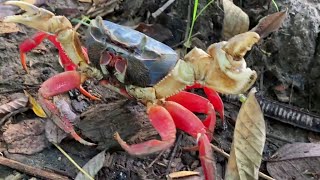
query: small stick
0 107 29 126
210 144 275 180
152 0 176 18
166 134 182 175
148 150 165 168
0 156 69 180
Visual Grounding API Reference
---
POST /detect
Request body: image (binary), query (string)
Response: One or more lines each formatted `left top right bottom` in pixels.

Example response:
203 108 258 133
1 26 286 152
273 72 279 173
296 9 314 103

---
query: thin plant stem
53 143 94 180
186 0 215 47
272 0 279 12
195 0 215 21
185 0 199 47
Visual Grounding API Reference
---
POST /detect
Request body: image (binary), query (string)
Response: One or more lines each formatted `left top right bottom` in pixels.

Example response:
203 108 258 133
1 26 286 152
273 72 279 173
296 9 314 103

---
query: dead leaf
0 21 20 34
24 90 47 118
0 93 28 115
134 23 173 42
225 88 266 179
267 143 320 180
251 9 287 38
45 118 67 144
75 150 106 180
222 0 249 39
167 171 200 180
3 119 49 154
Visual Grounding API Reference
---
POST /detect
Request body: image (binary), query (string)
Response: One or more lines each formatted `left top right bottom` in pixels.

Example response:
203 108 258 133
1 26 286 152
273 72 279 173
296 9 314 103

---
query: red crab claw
39 71 95 146
3 1 91 71
4 1 99 100
115 92 216 180
18 31 99 100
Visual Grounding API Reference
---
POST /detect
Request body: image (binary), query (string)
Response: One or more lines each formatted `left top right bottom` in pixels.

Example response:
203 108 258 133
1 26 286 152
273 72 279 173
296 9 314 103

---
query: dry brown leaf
222 0 249 39
75 150 106 180
0 93 28 115
225 88 266 179
24 90 47 118
3 119 49 154
267 143 320 180
0 21 20 34
251 10 287 38
167 171 200 180
45 118 67 144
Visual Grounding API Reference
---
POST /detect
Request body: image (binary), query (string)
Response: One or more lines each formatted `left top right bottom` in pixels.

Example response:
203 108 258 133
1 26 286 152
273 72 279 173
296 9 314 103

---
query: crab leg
19 32 48 72
39 71 95 146
114 104 176 155
186 84 224 122
166 91 216 137
164 101 216 180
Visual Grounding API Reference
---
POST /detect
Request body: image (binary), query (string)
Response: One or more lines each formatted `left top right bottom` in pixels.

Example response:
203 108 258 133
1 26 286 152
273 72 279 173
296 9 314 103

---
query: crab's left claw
4 1 71 34
4 1 91 71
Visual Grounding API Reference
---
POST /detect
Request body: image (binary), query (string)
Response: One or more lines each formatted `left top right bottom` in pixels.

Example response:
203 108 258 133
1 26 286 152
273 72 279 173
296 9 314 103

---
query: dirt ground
0 0 319 180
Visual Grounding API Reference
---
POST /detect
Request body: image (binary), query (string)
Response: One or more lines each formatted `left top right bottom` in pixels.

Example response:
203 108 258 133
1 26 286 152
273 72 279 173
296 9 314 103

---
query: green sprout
185 0 215 48
272 0 279 12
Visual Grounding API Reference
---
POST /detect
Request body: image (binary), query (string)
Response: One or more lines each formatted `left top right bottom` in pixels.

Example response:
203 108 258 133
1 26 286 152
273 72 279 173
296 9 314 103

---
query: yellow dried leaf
24 90 47 118
167 171 200 179
0 21 20 34
225 88 266 180
222 0 249 39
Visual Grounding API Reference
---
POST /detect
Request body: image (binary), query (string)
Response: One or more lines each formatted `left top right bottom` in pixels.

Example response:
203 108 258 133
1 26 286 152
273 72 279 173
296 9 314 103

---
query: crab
4 1 260 179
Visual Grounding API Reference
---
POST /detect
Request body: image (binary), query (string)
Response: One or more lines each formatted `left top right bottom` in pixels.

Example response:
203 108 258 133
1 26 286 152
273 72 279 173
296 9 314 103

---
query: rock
246 0 320 112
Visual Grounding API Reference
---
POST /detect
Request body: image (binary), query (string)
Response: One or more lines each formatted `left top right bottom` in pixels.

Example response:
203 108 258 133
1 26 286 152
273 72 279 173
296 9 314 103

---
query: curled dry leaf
0 93 28 115
251 9 287 38
0 21 20 34
222 0 249 39
267 143 320 180
54 97 78 123
3 119 49 154
24 90 47 118
75 150 106 180
225 88 266 179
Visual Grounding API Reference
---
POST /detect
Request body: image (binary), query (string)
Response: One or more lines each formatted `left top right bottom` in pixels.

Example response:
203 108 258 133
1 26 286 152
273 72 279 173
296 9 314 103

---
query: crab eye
100 51 114 65
115 57 127 73
90 26 107 44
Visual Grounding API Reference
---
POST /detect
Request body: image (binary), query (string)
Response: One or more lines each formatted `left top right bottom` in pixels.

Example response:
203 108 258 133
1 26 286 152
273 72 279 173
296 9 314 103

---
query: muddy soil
0 0 319 179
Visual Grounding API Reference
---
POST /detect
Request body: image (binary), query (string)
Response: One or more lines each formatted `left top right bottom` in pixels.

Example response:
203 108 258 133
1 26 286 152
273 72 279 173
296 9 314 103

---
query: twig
166 134 182 175
148 150 165 168
172 32 201 48
289 80 294 105
0 107 29 126
210 144 275 180
0 156 69 180
152 0 176 19
266 133 293 144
